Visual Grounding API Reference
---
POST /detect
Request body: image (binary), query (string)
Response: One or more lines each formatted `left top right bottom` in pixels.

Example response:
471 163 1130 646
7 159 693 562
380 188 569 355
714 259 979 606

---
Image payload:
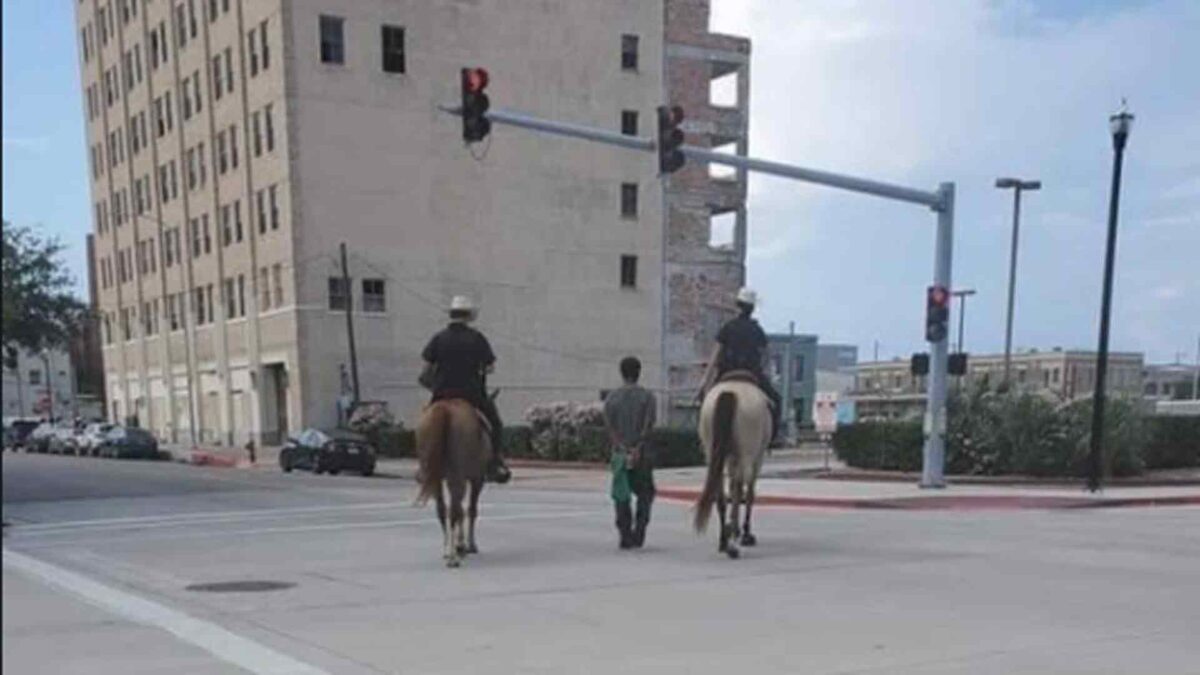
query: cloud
709 0 1200 363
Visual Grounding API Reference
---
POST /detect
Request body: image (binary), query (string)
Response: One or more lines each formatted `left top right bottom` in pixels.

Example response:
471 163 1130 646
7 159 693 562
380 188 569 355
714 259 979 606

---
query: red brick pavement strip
654 487 1200 511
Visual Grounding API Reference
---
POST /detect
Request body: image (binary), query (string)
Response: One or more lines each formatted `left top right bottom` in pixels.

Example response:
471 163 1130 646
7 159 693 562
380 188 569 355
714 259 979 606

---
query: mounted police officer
420 296 511 483
699 288 783 446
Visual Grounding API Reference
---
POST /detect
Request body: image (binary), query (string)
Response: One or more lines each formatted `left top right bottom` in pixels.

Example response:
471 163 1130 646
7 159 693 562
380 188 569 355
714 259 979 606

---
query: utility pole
41 351 54 420
441 99 955 488
340 243 361 406
782 322 795 444
995 178 1041 385
951 289 977 354
1194 334 1199 401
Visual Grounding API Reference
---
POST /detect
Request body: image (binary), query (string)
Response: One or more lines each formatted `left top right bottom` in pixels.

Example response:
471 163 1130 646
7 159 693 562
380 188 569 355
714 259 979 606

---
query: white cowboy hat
736 287 758 306
449 295 477 317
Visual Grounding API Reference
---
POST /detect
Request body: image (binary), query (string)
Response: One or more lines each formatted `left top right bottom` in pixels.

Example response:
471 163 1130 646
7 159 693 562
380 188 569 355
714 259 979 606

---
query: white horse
694 375 772 559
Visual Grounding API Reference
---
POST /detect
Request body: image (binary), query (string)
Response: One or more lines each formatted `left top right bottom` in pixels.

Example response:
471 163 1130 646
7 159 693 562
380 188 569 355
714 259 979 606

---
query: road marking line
14 509 606 548
3 548 329 675
13 500 599 534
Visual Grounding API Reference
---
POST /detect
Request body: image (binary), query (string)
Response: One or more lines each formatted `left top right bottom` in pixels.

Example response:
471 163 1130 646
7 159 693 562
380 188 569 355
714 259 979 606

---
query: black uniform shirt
716 315 767 373
422 323 496 396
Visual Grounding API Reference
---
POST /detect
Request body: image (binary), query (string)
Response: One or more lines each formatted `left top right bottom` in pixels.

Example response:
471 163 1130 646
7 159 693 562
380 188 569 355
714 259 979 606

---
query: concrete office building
76 0 749 444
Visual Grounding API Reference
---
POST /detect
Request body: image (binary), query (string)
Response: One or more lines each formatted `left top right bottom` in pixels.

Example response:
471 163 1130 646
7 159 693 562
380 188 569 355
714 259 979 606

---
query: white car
77 423 115 456
27 423 57 453
48 426 81 455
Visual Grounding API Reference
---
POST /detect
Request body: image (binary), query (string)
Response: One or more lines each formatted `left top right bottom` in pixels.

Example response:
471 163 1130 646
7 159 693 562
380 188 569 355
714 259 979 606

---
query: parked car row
3 420 159 460
280 428 376 477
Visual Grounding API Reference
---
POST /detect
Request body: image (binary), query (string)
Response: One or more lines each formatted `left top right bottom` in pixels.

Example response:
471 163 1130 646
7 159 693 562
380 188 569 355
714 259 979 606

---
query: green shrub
833 420 923 471
501 425 534 458
374 427 415 458
1142 416 1200 469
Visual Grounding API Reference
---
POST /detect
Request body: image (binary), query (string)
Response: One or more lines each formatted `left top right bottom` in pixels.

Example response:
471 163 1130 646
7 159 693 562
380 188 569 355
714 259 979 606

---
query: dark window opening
320 15 345 64
621 110 638 136
381 25 405 73
328 277 349 310
620 255 637 288
621 34 638 71
620 183 638 218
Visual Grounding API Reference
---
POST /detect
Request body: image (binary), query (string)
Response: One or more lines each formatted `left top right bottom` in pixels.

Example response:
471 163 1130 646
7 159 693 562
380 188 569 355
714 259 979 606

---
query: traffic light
911 353 930 376
949 353 968 376
657 105 685 174
925 284 950 343
460 67 491 143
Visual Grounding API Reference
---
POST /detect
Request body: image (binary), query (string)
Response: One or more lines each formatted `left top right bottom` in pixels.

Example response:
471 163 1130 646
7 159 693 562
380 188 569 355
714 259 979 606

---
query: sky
2 0 1197 365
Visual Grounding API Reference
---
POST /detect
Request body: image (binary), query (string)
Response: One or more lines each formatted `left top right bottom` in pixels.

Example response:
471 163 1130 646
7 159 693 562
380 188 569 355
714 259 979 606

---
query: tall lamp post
951 288 977 354
995 177 1041 386
1088 102 1134 493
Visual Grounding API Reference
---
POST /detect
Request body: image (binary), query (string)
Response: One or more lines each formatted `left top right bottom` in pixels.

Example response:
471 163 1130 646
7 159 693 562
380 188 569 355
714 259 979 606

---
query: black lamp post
1088 102 1134 493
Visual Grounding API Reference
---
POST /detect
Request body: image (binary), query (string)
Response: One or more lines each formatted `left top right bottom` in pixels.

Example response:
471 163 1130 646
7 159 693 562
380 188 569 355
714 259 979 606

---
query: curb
811 470 1200 488
654 487 1200 511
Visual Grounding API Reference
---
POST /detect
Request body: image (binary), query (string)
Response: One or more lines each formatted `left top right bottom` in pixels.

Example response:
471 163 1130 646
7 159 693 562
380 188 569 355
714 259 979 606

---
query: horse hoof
456 544 469 556
741 533 757 547
466 544 479 555
718 539 728 553
726 547 741 560
446 557 461 568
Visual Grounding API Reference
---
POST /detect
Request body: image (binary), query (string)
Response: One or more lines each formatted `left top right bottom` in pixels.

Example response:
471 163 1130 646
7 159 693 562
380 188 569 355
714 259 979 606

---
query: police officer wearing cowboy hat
698 287 784 446
420 295 511 483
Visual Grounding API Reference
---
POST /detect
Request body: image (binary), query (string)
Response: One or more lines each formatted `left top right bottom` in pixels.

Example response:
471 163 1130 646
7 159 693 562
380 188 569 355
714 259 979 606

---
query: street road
4 452 1199 674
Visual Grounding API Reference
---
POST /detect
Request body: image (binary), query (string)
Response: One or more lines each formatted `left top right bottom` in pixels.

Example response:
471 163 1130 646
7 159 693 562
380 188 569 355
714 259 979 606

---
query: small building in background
850 348 1146 421
2 348 77 421
1142 363 1198 401
766 333 818 431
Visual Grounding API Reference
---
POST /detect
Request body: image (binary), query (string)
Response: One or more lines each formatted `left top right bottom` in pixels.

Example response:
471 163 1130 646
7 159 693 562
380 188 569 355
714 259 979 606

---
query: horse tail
416 403 452 505
695 390 737 532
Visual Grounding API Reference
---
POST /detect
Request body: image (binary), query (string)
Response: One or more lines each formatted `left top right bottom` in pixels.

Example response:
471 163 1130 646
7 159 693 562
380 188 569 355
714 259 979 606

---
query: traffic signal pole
441 103 955 488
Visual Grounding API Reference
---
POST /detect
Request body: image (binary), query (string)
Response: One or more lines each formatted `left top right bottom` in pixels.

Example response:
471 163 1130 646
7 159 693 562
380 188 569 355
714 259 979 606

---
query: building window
793 355 805 381
272 264 283 307
229 125 239 168
260 267 271 310
248 26 259 75
252 111 262 156
234 200 243 242
621 110 638 136
362 279 385 312
29 369 42 385
260 20 270 70
269 184 279 229
212 53 223 100
621 34 638 71
224 47 234 94
620 255 637 288
237 274 245 317
620 183 638 218
328 277 348 310
381 25 405 73
264 104 275 152
320 15 345 64
256 189 266 233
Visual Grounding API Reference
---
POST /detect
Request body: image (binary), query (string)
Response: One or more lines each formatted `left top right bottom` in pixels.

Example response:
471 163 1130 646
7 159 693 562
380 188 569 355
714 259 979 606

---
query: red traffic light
928 285 949 307
464 67 489 94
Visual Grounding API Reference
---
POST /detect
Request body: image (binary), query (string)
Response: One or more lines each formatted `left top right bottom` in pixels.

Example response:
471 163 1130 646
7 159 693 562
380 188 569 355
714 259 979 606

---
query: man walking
603 356 657 549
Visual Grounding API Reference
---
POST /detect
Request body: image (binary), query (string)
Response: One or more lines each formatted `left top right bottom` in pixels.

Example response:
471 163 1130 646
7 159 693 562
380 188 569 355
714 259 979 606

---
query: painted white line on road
3 548 329 675
14 509 606 549
11 501 603 537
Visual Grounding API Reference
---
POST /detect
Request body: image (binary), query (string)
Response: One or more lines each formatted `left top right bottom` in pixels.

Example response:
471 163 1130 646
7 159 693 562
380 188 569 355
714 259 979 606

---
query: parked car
96 426 160 459
26 423 58 453
280 428 376 477
3 418 41 450
47 427 81 455
77 423 116 456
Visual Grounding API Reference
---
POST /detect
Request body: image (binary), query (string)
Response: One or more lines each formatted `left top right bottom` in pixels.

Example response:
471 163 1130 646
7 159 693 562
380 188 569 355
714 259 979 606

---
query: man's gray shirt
604 384 657 450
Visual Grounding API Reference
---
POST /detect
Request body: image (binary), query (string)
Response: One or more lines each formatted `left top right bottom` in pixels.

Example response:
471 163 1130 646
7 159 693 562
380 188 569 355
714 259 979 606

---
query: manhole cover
186 580 296 593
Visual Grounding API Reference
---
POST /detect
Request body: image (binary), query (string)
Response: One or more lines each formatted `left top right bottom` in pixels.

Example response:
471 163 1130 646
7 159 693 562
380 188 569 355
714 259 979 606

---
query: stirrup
486 460 512 484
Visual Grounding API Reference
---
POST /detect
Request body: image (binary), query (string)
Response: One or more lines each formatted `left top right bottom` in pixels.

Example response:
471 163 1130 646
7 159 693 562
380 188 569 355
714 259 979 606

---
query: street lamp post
995 177 1041 386
1088 102 1134 493
951 288 977 354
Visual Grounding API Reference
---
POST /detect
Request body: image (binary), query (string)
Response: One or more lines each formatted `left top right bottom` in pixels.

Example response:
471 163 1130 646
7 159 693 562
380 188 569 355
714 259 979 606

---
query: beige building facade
76 0 747 444
852 350 1146 421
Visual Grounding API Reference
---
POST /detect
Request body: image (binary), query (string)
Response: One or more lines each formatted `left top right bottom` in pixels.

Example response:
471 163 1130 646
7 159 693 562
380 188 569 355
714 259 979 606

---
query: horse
414 396 493 568
694 374 772 559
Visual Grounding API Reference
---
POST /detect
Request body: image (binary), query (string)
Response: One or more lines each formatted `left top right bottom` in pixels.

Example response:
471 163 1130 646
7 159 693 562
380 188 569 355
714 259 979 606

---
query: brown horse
694 377 772 559
415 398 491 568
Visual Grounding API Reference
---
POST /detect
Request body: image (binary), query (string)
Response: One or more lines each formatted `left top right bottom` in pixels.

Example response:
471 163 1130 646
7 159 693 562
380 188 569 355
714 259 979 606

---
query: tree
2 222 86 364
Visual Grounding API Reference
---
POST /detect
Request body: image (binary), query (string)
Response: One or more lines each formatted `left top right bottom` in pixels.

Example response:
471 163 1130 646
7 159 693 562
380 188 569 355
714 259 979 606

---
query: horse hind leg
716 489 729 554
725 478 742 559
466 478 483 555
740 480 757 547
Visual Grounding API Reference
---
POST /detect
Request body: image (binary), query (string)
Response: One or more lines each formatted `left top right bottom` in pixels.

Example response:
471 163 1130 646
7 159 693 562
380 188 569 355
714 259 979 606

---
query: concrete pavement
4 452 1200 674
